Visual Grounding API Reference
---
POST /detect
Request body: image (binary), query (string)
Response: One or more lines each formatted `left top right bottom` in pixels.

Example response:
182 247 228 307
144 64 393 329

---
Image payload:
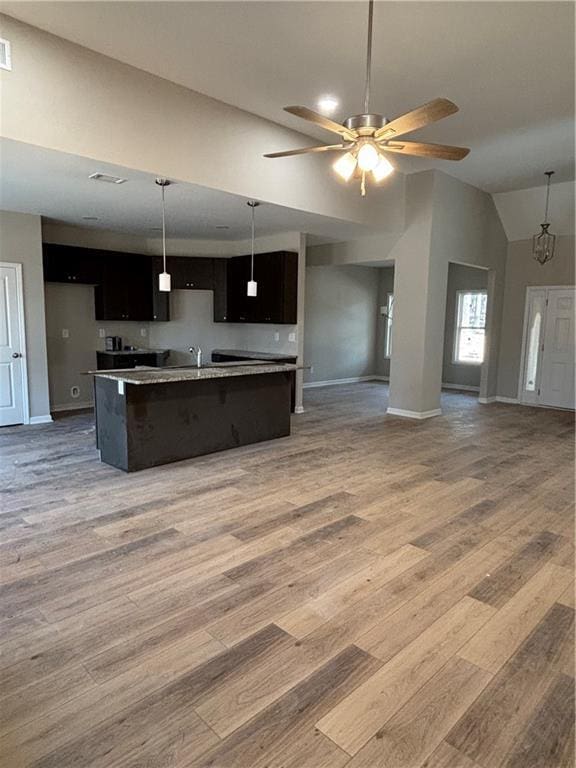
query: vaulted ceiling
2 1 574 194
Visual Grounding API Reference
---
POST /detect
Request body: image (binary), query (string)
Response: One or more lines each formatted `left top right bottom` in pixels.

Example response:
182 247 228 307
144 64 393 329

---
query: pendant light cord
543 171 554 225
161 183 167 273
250 201 255 282
363 0 374 114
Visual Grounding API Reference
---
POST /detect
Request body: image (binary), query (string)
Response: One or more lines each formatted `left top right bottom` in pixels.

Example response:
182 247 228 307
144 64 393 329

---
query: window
454 290 487 364
384 293 394 357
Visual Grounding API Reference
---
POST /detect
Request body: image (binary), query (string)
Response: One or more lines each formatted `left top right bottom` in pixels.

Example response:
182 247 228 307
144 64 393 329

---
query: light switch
288 332 296 342
140 328 147 337
62 329 69 339
274 332 280 342
98 328 105 338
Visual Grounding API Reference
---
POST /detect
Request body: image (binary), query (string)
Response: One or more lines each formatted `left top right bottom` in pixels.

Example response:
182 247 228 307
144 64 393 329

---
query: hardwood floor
0 383 573 768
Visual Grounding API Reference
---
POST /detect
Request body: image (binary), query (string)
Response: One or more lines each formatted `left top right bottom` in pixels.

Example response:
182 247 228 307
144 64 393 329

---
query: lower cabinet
96 351 169 370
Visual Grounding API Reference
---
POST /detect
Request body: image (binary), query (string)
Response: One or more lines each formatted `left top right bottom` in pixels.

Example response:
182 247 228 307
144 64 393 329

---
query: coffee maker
105 336 122 352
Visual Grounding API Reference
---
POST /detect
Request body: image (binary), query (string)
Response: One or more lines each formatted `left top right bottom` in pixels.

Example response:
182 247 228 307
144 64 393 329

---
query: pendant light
532 171 556 265
247 200 260 297
155 178 171 291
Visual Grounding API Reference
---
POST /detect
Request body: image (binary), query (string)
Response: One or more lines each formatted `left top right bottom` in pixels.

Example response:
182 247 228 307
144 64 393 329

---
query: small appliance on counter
105 336 122 352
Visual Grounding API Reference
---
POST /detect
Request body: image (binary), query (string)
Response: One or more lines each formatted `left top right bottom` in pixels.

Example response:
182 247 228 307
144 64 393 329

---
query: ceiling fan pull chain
361 171 367 197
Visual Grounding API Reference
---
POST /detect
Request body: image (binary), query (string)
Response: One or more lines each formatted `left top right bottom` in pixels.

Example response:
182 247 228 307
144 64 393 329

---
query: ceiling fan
264 0 470 196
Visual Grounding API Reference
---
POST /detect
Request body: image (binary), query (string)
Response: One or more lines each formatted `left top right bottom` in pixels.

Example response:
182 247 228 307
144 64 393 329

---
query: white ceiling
493 180 575 242
0 138 370 242
2 1 574 193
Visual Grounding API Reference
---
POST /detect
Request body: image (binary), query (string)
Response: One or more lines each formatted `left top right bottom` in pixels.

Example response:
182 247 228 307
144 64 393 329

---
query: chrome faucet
189 346 202 368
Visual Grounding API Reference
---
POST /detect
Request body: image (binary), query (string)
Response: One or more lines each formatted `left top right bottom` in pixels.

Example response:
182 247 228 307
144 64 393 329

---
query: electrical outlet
288 332 296 342
310 365 314 374
70 386 80 398
62 329 69 339
98 328 105 338
274 332 280 342
140 328 147 337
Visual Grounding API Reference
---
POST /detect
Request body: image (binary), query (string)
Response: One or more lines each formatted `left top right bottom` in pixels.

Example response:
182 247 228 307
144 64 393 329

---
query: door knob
12 352 22 358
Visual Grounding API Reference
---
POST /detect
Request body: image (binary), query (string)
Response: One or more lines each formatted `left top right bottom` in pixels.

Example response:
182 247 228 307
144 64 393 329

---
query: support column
388 251 449 419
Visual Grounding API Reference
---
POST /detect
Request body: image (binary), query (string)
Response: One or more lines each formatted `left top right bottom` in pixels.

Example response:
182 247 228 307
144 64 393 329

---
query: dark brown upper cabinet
43 244 104 284
215 251 297 325
94 253 153 321
167 256 214 290
151 257 170 322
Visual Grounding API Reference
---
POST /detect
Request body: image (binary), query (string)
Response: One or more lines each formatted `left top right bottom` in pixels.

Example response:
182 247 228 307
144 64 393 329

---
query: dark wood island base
94 366 294 472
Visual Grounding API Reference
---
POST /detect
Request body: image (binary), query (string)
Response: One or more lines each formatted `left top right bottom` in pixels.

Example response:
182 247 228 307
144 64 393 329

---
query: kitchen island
92 363 296 472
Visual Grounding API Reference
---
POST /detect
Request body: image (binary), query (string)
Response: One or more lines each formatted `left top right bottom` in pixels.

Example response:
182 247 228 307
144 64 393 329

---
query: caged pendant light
532 171 556 265
156 178 172 292
247 200 260 297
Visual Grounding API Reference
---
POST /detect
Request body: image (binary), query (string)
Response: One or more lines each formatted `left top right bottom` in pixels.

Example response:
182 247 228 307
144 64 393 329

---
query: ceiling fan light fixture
372 153 394 182
333 152 357 181
357 142 380 172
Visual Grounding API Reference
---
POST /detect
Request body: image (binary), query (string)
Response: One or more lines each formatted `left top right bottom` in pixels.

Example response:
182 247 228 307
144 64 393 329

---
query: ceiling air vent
0 39 12 71
88 172 127 185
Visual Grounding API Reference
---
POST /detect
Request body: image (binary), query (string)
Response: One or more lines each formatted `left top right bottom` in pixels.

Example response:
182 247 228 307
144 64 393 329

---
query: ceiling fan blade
264 144 351 159
284 106 358 141
381 141 470 161
374 98 459 140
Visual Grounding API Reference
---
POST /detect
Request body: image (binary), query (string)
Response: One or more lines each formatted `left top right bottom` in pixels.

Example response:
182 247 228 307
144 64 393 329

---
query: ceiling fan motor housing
343 113 388 135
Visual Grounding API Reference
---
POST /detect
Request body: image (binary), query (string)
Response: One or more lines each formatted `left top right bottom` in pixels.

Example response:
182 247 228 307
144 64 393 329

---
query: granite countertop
212 349 297 361
91 362 298 385
98 349 169 355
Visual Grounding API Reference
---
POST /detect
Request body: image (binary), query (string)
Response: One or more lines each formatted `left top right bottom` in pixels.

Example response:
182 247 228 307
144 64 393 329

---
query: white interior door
540 288 575 409
519 286 575 410
0 264 27 426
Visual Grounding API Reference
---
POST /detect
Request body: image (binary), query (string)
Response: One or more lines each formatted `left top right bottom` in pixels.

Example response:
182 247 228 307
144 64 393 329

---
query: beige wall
306 171 509 415
0 13 403 231
45 283 150 409
497 234 575 399
0 210 51 419
303 264 379 384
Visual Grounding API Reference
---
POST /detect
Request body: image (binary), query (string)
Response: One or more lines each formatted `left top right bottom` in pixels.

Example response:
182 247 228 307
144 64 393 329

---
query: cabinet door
126 256 153 320
213 258 229 322
168 257 214 290
227 255 256 322
151 258 170 321
95 254 154 321
43 244 103 284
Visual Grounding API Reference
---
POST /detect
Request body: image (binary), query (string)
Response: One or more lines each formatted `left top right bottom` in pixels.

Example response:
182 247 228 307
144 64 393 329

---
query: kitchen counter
92 363 294 472
92 362 297 386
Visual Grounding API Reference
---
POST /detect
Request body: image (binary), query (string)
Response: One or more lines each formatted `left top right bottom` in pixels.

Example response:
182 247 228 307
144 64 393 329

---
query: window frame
384 292 394 358
452 289 488 366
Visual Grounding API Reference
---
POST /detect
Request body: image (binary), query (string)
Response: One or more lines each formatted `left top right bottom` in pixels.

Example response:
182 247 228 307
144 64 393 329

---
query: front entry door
520 286 575 410
540 288 575 409
0 264 27 426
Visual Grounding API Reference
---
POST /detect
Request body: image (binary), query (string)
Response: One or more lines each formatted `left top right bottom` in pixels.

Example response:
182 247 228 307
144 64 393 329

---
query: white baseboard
29 414 53 425
442 382 480 392
304 375 388 389
478 396 497 404
51 401 94 413
479 396 518 405
294 405 305 414
386 407 442 420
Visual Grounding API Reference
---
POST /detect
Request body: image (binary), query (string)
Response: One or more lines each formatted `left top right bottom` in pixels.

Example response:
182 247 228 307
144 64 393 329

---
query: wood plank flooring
0 383 573 768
